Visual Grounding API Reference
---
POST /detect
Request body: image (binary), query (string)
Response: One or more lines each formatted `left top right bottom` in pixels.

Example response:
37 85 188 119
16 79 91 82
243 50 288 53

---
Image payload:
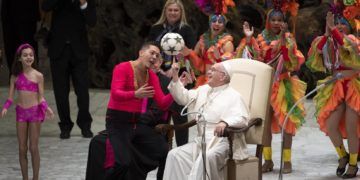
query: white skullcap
221 61 233 79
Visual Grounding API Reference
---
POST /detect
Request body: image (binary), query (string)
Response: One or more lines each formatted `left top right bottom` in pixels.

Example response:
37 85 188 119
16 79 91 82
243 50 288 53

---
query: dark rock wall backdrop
88 0 326 88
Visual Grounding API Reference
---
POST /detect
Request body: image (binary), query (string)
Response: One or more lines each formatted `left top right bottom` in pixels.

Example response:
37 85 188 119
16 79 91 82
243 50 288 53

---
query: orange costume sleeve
306 35 328 73
338 34 360 70
257 32 304 72
234 37 261 59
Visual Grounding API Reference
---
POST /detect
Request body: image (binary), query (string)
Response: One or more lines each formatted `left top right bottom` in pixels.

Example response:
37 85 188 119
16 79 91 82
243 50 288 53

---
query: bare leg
29 122 41 180
283 133 292 150
345 104 359 154
343 104 359 177
325 102 349 177
283 132 293 173
262 108 273 147
262 109 274 172
17 122 29 180
326 103 345 148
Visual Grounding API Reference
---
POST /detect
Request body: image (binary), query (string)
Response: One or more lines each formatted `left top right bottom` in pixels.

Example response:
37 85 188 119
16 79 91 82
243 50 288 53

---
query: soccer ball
160 33 185 56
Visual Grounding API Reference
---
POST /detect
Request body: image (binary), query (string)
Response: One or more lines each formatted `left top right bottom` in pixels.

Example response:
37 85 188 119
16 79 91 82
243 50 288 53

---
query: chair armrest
155 119 197 134
224 117 263 135
173 119 197 130
224 117 263 160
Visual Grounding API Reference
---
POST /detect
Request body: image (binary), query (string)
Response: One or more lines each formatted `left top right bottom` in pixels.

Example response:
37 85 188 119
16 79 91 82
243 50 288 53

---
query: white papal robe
163 80 250 180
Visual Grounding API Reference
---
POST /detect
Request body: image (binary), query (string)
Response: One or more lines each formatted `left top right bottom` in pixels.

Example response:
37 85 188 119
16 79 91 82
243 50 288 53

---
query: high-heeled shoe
262 160 274 173
337 155 349 177
282 162 292 174
342 165 358 179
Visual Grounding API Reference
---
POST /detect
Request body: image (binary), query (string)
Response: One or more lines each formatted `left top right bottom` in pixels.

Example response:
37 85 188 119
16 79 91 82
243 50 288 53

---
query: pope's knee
206 152 219 163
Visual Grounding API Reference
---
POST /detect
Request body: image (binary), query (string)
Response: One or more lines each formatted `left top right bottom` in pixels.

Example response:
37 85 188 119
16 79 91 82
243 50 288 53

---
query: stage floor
0 87 350 180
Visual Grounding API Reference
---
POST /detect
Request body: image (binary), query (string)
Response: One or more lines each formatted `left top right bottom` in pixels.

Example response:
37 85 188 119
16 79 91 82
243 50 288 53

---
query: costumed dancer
234 20 261 59
1 43 54 180
182 0 235 88
235 0 307 173
306 1 360 177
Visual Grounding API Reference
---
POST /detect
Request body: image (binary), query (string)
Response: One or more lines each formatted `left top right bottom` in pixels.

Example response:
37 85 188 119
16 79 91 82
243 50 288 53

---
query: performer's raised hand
243 21 254 38
171 58 180 82
325 21 330 37
326 12 335 30
135 83 155 98
280 22 288 35
179 71 193 86
280 22 288 45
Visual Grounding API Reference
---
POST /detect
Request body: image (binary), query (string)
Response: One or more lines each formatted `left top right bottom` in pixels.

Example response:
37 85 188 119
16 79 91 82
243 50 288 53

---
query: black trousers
105 109 168 180
86 132 107 180
50 44 92 132
2 20 38 73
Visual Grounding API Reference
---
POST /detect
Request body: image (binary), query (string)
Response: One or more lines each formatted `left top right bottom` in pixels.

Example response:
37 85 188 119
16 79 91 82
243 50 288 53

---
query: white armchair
157 58 274 180
224 58 273 180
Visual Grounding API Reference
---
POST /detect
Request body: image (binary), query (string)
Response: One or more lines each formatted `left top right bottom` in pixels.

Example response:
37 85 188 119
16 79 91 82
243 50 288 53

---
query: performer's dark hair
140 41 161 51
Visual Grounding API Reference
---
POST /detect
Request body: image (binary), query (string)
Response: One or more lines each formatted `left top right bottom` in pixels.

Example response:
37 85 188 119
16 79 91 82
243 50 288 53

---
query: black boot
342 165 358 179
337 155 349 177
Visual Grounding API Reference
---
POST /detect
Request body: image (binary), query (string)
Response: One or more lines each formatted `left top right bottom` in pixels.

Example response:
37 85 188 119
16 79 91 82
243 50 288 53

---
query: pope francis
163 60 250 180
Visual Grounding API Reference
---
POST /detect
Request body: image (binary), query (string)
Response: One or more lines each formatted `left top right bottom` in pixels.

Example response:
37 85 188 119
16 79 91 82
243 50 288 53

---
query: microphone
197 105 206 123
278 72 343 180
180 98 206 123
179 98 208 180
180 98 196 116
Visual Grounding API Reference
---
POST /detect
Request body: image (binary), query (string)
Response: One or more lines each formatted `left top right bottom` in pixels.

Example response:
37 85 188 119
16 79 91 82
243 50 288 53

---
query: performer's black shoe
342 165 358 179
262 160 274 173
337 155 349 177
81 129 93 138
282 162 292 174
60 131 71 139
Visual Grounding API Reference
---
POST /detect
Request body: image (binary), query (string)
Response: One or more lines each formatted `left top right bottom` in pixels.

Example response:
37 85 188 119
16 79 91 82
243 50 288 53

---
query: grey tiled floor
0 60 358 180
0 86 355 179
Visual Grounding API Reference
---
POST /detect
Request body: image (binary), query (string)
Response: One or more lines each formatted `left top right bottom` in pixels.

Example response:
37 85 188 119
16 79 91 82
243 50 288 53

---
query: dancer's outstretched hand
1 109 7 118
243 21 254 38
46 107 55 120
135 84 155 98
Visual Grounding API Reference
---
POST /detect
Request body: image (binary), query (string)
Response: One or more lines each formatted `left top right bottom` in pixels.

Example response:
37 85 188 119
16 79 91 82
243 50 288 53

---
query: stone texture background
86 0 328 88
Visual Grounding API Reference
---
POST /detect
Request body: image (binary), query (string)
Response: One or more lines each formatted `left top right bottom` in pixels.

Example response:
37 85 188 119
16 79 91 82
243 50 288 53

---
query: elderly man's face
207 63 227 87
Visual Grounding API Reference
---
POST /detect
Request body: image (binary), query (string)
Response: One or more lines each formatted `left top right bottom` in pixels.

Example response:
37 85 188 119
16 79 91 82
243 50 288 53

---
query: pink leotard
15 73 39 92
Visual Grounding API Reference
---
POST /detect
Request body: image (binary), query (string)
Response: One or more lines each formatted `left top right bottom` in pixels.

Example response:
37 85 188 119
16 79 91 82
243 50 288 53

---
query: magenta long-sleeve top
107 61 173 113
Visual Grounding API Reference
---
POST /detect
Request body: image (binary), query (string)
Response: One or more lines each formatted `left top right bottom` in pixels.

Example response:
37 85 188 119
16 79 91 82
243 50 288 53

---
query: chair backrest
227 58 273 145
